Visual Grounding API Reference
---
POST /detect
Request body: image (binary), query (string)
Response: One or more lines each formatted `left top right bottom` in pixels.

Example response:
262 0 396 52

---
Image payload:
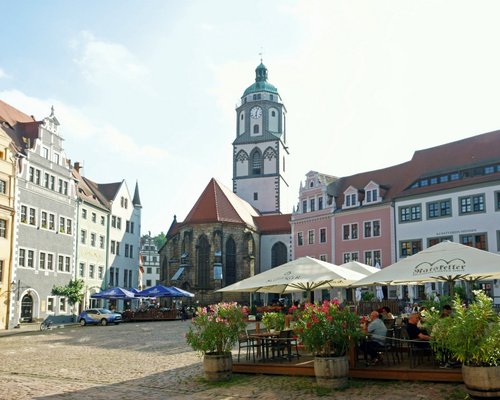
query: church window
240 114 244 120
197 236 210 288
253 124 259 134
271 110 276 117
251 151 262 175
254 192 258 200
271 242 287 268
225 238 236 285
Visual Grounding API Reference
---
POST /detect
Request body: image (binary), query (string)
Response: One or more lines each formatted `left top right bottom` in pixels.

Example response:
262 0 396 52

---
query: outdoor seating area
232 330 463 382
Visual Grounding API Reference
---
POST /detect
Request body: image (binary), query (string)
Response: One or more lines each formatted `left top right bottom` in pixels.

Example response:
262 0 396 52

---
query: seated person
440 304 452 318
361 311 387 364
406 313 431 348
381 306 395 320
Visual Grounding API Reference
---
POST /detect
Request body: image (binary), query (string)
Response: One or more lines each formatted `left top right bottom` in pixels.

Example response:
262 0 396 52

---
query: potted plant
186 302 246 382
261 311 285 332
429 290 500 398
294 299 362 388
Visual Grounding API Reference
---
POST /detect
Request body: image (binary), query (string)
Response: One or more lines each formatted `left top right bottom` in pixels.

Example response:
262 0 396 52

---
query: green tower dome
242 63 279 97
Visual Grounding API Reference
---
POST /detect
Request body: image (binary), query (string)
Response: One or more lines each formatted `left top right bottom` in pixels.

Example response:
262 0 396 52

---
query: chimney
74 162 81 172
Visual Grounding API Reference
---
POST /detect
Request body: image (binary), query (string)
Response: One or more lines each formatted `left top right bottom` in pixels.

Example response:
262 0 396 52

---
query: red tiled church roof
183 178 259 227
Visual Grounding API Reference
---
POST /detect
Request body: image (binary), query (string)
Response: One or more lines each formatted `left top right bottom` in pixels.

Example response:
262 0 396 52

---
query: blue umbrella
90 287 135 299
137 285 194 298
170 286 195 298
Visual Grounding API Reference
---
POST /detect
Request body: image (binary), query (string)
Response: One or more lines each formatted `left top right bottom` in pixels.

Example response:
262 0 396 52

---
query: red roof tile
254 214 291 234
0 99 35 126
183 178 259 227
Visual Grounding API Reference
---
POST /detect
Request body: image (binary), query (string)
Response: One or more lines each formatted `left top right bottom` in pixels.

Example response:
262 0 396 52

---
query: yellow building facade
0 124 17 330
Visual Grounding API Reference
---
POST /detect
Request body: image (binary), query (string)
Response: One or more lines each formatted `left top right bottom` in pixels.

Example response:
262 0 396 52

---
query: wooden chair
237 329 258 362
270 330 292 360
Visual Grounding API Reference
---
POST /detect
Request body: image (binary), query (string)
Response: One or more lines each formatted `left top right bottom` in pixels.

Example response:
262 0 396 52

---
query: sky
2 1 500 236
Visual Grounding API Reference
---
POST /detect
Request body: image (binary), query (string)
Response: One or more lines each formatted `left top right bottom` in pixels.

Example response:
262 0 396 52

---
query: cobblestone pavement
0 321 469 400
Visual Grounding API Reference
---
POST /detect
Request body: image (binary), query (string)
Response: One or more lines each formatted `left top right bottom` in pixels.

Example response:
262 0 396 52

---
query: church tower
232 61 288 214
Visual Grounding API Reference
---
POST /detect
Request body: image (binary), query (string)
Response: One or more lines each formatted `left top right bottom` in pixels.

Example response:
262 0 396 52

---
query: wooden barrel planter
203 353 233 382
313 355 349 389
462 365 500 398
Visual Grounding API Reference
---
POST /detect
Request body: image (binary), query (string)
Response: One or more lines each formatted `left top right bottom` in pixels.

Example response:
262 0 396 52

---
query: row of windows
46 296 68 313
399 233 494 257
81 208 106 225
83 210 134 234
109 267 133 288
28 166 69 195
20 205 73 234
297 228 327 246
18 248 71 272
78 262 105 279
342 220 381 240
408 163 500 190
301 196 324 213
110 240 135 258
344 188 379 208
342 250 382 266
80 230 105 249
399 192 500 223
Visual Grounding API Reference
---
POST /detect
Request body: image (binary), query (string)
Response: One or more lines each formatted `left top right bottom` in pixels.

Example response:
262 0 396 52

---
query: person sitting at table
406 313 431 347
361 311 387 365
381 306 395 320
440 304 452 318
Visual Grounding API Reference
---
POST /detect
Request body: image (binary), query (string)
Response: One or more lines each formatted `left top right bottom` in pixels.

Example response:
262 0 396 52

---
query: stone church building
159 62 292 305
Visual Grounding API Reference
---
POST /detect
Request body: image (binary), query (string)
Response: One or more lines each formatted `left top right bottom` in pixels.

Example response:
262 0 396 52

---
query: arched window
271 242 288 268
251 150 262 176
197 235 210 288
271 110 276 117
253 124 259 134
225 237 236 285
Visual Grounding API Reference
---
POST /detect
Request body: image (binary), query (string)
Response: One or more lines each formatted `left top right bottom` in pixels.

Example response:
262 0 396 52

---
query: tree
154 232 166 249
52 279 85 308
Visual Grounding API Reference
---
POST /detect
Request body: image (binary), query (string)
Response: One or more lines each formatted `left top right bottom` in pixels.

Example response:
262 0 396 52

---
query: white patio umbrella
351 241 500 289
216 256 366 295
341 261 380 303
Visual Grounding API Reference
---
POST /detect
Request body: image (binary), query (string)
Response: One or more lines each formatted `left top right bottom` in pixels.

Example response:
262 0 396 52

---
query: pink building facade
290 171 337 262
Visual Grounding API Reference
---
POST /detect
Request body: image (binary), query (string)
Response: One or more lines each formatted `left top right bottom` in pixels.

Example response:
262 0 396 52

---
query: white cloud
72 31 149 85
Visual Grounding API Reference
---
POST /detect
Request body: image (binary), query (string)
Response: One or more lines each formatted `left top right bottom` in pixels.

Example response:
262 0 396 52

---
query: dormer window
364 181 380 204
345 193 357 207
366 189 378 203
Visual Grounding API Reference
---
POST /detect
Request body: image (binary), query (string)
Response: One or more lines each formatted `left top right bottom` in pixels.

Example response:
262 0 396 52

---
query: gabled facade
291 171 337 262
96 180 141 310
9 105 77 326
139 234 160 289
73 164 109 310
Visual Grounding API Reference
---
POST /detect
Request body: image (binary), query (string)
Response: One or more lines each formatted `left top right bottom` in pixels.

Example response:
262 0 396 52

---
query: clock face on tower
250 106 262 119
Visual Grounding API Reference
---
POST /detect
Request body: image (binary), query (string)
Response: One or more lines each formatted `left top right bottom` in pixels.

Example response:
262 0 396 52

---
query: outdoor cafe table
248 331 280 361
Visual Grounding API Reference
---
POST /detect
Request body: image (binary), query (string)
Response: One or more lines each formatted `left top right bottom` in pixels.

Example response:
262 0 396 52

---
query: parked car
78 308 122 326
